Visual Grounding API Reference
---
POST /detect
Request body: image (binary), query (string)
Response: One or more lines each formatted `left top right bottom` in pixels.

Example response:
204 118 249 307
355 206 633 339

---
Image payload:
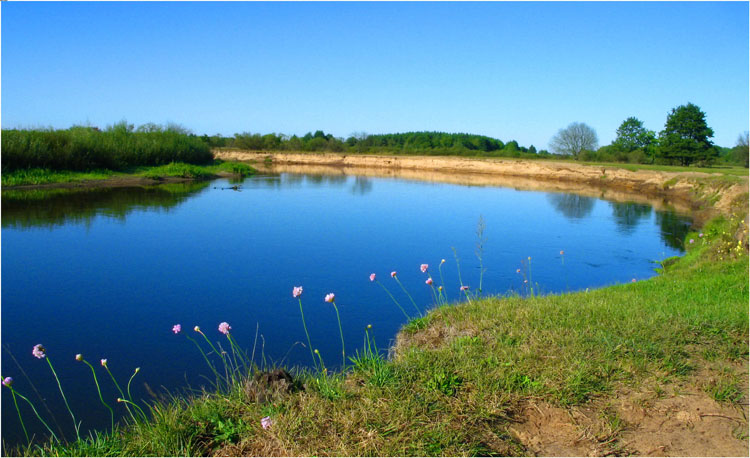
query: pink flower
689 239 694 244
425 277 433 285
699 233 704 238
101 359 108 367
32 344 46 359
390 271 397 278
172 324 181 334
325 293 335 303
293 286 303 298
420 264 429 273
560 250 564 255
218 322 231 335
369 273 376 282
2 377 13 388
632 278 637 283
460 285 469 291
261 416 272 429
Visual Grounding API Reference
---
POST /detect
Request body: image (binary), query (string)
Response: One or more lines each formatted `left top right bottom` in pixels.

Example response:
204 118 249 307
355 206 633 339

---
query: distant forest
208 130 547 159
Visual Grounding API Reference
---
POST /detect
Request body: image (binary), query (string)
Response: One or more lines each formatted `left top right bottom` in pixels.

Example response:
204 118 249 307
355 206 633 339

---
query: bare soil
509 375 749 457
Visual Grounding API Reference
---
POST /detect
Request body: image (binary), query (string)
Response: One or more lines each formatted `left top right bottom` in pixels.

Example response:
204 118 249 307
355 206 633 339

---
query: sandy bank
215 151 748 220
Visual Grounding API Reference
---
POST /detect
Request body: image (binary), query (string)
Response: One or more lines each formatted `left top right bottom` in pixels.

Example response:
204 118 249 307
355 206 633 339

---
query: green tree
730 132 749 168
613 117 656 152
549 122 598 159
658 103 716 166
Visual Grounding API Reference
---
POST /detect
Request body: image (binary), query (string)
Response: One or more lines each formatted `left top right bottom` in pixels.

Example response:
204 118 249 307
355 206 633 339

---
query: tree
658 103 716 166
613 117 656 151
549 122 598 159
730 132 749 167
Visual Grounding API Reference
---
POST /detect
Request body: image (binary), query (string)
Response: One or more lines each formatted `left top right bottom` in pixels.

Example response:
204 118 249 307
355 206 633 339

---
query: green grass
6 212 747 457
2 161 256 187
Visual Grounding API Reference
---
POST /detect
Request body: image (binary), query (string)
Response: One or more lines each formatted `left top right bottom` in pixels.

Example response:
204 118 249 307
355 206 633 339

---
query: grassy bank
5 204 747 456
1 160 256 187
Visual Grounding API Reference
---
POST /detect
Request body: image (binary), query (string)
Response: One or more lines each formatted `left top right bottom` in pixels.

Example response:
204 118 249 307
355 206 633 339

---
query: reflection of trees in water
351 176 373 195
1 181 210 229
547 193 596 220
655 211 693 250
609 201 653 234
306 174 347 186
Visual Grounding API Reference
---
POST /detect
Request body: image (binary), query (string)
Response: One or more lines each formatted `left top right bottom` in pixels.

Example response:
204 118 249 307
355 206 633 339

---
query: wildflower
367 324 372 329
32 344 46 359
135 367 140 373
75 354 83 361
560 250 564 255
523 280 528 284
325 293 335 303
293 286 303 298
516 269 520 273
699 233 704 238
420 264 429 273
2 377 13 388
218 322 231 335
632 278 637 283
438 286 443 291
440 259 446 264
261 416 272 430
369 273 376 282
390 271 397 278
460 285 469 291
194 326 200 332
117 398 123 403
689 239 694 244
172 324 181 334
101 359 107 367
426 277 433 285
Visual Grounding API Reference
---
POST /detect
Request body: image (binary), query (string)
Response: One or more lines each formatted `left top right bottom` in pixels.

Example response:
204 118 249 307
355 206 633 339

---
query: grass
4 210 747 457
1 160 256 187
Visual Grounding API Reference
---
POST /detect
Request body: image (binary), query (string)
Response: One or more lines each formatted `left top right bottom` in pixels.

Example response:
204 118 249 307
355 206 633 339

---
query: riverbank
8 203 748 457
1 161 256 189
216 150 748 223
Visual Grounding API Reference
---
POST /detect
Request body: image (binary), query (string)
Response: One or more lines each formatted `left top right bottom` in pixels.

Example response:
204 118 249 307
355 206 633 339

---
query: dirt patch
509 378 749 457
215 151 748 220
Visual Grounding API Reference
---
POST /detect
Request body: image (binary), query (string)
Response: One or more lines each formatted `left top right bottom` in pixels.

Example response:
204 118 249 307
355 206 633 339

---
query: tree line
549 103 748 167
205 130 550 159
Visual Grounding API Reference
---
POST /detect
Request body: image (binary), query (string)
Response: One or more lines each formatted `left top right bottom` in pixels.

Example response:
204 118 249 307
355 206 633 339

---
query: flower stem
331 301 346 369
376 280 410 320
9 387 30 443
298 298 317 369
82 360 114 431
394 276 421 317
13 389 59 443
46 357 80 441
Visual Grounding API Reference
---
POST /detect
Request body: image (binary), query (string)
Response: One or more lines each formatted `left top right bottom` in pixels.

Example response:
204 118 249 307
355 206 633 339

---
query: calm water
1 172 692 445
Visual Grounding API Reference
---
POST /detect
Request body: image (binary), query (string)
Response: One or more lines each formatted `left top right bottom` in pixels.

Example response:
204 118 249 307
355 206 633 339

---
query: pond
1 170 693 446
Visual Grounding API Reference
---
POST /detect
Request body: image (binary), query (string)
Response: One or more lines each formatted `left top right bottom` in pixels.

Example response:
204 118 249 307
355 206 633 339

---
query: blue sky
2 1 748 149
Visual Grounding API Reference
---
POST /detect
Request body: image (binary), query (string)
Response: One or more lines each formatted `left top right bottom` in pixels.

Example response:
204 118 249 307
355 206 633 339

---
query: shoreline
216 150 749 222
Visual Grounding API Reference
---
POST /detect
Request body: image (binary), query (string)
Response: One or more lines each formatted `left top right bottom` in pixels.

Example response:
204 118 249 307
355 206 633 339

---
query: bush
1 124 213 173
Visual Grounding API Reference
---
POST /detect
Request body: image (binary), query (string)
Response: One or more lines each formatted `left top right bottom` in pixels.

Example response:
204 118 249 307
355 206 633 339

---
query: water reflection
1 182 210 229
655 211 693 250
609 202 653 234
547 193 596 219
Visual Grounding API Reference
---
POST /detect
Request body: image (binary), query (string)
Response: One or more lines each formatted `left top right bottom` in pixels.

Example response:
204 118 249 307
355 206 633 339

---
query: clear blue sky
2 1 748 149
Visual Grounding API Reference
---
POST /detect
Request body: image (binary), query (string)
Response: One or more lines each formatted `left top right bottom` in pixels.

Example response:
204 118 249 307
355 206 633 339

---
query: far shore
216 150 749 222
